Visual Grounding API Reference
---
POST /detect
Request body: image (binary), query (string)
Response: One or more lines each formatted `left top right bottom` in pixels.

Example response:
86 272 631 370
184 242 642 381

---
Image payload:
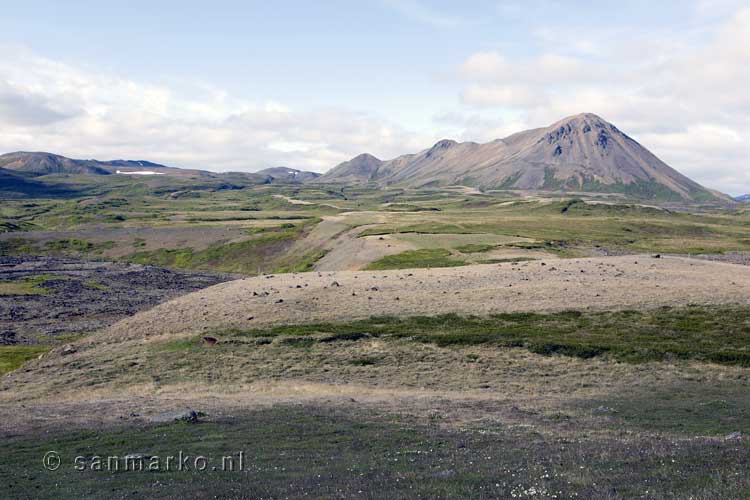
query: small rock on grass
150 409 200 424
593 405 617 414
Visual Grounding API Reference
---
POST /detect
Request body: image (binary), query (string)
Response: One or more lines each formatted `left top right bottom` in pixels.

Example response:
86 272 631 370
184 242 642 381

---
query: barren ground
3 254 750 417
93 255 750 343
0 256 231 343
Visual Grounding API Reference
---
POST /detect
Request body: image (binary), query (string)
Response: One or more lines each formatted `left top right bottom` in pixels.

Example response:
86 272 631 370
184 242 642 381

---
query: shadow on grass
1 404 748 499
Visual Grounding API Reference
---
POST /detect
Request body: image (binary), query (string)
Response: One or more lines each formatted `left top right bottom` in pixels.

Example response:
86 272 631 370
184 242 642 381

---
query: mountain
256 167 321 183
0 167 76 198
734 194 750 202
314 154 383 185
316 113 724 202
0 152 210 178
0 152 113 175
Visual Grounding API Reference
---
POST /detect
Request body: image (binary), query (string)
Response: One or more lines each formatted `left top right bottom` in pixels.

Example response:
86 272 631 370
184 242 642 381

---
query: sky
0 0 748 194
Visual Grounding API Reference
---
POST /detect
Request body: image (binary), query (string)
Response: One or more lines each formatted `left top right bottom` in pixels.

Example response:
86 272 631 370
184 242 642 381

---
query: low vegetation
454 243 496 253
0 238 114 257
125 219 322 274
0 274 62 296
365 248 466 270
214 305 750 366
0 345 51 376
4 185 750 275
2 403 748 499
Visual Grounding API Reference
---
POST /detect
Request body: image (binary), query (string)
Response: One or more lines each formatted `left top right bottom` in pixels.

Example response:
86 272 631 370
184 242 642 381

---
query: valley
2 118 750 498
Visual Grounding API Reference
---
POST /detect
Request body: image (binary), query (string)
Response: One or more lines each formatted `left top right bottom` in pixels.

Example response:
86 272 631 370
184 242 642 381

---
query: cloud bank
452 7 750 194
0 46 427 173
0 5 748 194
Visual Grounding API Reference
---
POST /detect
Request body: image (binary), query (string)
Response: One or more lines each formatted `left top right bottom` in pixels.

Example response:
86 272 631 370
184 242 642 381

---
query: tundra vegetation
2 179 750 498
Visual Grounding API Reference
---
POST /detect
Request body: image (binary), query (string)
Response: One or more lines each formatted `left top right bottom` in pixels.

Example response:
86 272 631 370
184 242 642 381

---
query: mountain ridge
0 151 208 178
256 167 321 183
316 113 726 202
0 152 322 184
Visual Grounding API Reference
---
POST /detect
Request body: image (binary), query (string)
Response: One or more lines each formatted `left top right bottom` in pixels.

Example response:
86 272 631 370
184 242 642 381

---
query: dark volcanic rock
0 256 232 344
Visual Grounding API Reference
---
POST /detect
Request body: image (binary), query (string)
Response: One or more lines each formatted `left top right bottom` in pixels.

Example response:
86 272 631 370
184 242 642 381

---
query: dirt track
98 255 750 343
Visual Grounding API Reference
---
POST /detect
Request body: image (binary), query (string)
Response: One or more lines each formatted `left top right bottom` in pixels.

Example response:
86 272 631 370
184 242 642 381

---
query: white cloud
453 7 750 194
459 52 510 80
433 111 526 143
0 46 427 172
462 84 540 108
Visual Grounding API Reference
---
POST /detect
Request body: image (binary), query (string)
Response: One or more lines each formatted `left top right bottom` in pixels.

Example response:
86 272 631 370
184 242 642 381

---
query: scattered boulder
202 336 217 346
593 405 617 414
150 409 200 424
61 345 77 356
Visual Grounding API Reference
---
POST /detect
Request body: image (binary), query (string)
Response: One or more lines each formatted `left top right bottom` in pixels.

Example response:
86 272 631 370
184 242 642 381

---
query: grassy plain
2 404 748 499
3 178 750 497
3 182 750 272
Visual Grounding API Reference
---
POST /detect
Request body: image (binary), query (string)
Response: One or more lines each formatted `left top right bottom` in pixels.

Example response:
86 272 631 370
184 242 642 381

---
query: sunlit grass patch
83 281 110 290
365 249 466 270
454 243 496 253
220 306 750 366
0 274 63 295
0 345 51 376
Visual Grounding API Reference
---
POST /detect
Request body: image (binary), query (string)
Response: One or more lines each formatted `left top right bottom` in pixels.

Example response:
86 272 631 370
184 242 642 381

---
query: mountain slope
256 167 321 183
734 194 750 203
317 113 723 202
0 167 77 198
0 152 211 178
315 153 383 185
0 152 114 175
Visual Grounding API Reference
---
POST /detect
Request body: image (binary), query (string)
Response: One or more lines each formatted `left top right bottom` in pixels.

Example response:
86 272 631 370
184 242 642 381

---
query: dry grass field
3 185 750 498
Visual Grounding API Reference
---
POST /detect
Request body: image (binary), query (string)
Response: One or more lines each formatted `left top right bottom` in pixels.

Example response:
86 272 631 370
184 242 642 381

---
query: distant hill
0 167 76 198
734 194 750 202
0 152 280 198
0 152 211 178
0 152 113 175
313 154 383 185
256 167 321 183
316 113 727 202
0 152 323 186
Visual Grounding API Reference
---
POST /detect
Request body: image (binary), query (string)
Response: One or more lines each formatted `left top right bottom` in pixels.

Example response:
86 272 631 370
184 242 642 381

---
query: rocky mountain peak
315 113 727 202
